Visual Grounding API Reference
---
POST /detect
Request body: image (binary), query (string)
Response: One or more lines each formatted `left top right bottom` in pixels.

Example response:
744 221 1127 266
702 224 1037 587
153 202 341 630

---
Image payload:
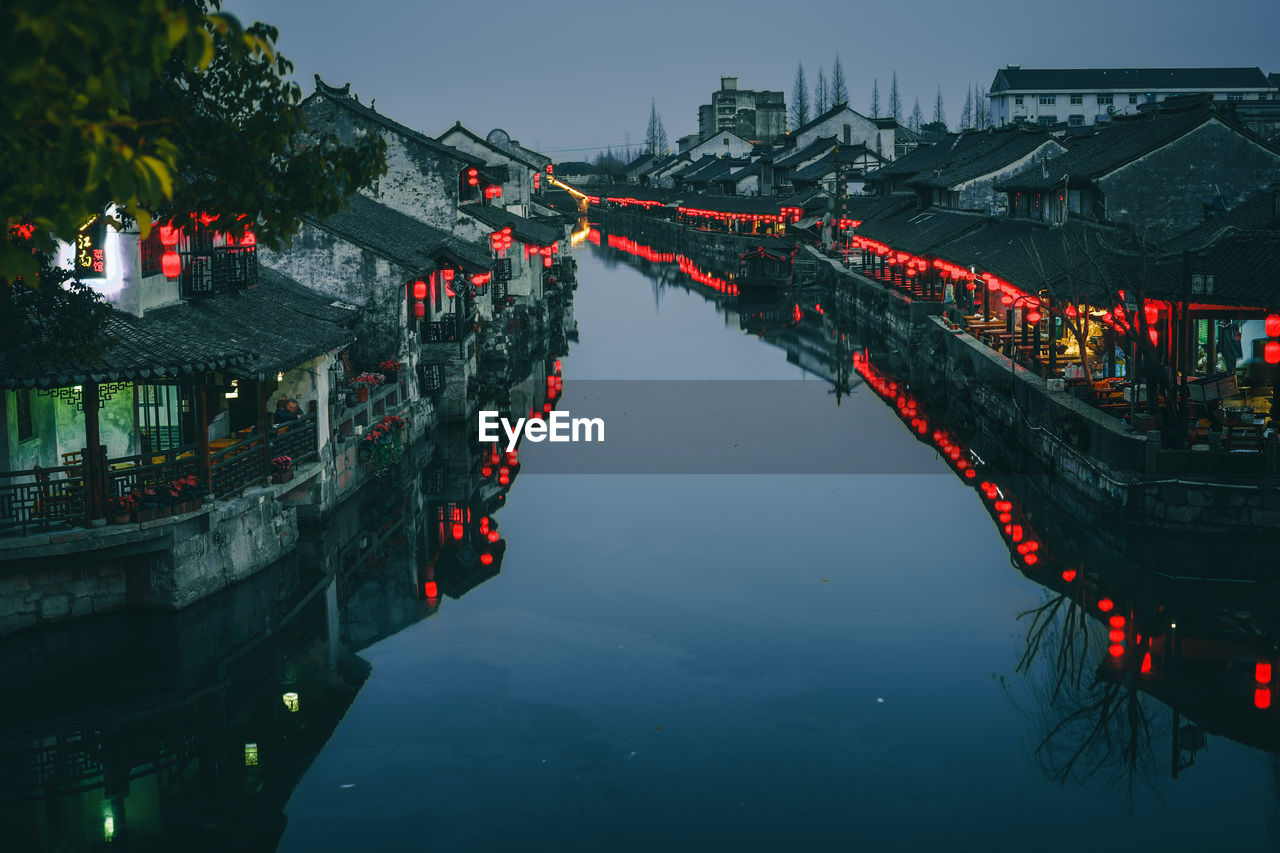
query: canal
3 226 1278 851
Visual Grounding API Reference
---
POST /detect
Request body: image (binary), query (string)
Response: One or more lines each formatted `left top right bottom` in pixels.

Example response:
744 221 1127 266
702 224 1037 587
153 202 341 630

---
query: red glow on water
1097 598 1114 612
1258 662 1273 684
424 581 438 597
1023 553 1038 566
1140 652 1152 673
488 529 500 543
1109 644 1125 658
1256 688 1272 709
451 523 464 540
1061 569 1076 582
1109 629 1126 643
1109 615 1126 628
480 553 494 566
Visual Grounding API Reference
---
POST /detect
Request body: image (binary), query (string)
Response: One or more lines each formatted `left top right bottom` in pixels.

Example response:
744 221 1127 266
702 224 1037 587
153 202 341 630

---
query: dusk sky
233 0 1278 160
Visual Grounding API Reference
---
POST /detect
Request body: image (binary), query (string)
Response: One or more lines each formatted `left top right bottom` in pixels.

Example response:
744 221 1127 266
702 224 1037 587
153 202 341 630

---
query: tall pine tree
790 63 810 128
910 97 922 132
870 78 880 117
814 67 829 114
933 86 946 128
831 54 849 105
645 99 669 156
889 72 902 122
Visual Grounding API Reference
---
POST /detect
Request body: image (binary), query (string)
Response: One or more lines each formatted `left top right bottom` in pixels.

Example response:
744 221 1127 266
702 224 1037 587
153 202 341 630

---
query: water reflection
0 279 575 851
586 220 1280 792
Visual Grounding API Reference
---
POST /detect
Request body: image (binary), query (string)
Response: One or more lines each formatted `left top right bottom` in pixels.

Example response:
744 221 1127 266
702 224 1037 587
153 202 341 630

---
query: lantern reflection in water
283 692 300 712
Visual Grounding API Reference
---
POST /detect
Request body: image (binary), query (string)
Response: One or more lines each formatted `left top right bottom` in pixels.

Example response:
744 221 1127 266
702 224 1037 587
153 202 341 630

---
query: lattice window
140 229 164 276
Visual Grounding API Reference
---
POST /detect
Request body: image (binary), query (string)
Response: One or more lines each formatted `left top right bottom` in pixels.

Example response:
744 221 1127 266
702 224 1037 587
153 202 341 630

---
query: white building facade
987 66 1276 128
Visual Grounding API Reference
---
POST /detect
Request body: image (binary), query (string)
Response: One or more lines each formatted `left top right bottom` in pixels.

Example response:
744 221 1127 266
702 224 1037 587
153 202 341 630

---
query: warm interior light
282 692 300 712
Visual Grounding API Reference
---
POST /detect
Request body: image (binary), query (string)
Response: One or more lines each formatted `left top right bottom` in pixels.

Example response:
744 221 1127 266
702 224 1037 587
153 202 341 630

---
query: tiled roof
913 127 1062 189
842 194 915 223
774 136 838 170
926 218 1121 301
309 76 484 167
460 203 562 246
996 102 1251 190
990 66 1271 94
131 268 357 378
792 145 882 182
308 193 491 272
681 158 748 185
855 207 987 255
1163 188 1280 252
1144 230 1280 304
863 135 958 183
0 269 358 388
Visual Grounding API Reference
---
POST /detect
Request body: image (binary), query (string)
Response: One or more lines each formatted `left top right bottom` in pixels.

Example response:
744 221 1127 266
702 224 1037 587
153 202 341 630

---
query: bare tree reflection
1011 582 1164 797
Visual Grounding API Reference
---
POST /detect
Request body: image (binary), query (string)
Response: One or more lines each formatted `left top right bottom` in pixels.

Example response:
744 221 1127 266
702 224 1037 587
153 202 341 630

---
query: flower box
272 469 294 484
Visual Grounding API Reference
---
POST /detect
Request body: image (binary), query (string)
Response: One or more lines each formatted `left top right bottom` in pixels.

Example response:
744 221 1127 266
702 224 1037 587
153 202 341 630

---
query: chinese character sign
75 218 107 279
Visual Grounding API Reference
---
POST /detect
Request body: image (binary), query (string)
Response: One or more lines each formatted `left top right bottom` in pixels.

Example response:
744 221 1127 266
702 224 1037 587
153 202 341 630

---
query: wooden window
139 229 163 276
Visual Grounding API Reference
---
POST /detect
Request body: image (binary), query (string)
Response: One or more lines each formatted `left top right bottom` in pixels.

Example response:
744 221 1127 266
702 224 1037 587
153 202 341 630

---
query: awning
794 215 822 229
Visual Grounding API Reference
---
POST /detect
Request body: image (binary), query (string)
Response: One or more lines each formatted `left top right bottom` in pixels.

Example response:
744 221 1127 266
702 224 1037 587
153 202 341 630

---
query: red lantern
1267 315 1280 337
1144 304 1159 325
1097 598 1114 612
158 224 179 246
452 523 464 540
161 250 181 279
1026 311 1041 324
1266 340 1280 365
413 300 425 318
1256 688 1271 709
413 280 427 300
424 581 438 598
480 553 494 566
1109 644 1125 658
1258 662 1273 684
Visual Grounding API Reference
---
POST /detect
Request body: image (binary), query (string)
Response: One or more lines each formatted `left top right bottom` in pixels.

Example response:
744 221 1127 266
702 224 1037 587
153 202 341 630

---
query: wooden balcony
0 419 318 538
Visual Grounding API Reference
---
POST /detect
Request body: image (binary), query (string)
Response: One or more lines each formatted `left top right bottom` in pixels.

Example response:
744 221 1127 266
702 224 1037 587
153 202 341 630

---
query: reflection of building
698 76 786 144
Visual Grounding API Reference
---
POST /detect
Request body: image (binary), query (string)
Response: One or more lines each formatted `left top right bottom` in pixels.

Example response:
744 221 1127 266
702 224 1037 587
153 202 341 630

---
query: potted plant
108 492 139 524
349 372 385 402
379 359 403 378
359 414 407 469
136 485 166 522
271 454 295 484
168 474 205 514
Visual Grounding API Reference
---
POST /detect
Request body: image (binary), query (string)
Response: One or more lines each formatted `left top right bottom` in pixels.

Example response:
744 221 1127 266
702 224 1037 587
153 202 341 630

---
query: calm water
4 231 1279 851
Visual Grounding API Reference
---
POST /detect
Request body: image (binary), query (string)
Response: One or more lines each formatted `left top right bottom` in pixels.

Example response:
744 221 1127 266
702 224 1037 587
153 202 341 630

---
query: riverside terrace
838 188 1280 450
0 268 363 536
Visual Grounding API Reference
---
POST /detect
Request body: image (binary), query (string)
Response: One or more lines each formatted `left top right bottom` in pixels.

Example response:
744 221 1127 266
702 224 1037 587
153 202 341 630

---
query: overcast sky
231 0 1277 160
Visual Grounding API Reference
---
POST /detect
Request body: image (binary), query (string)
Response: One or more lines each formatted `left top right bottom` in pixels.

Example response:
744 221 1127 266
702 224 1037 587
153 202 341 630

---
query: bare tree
974 81 991 129
831 54 849 105
791 63 810 129
645 99 669 156
870 78 880 118
814 66 829 115
889 72 902 122
961 85 974 130
909 97 922 132
933 86 946 128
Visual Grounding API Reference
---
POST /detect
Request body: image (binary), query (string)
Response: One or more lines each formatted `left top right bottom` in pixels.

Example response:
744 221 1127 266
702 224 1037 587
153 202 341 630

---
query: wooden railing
0 419 319 537
0 463 87 536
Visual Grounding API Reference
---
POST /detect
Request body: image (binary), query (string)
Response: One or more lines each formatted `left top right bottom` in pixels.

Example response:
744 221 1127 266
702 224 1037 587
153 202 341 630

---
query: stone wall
0 490 298 635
